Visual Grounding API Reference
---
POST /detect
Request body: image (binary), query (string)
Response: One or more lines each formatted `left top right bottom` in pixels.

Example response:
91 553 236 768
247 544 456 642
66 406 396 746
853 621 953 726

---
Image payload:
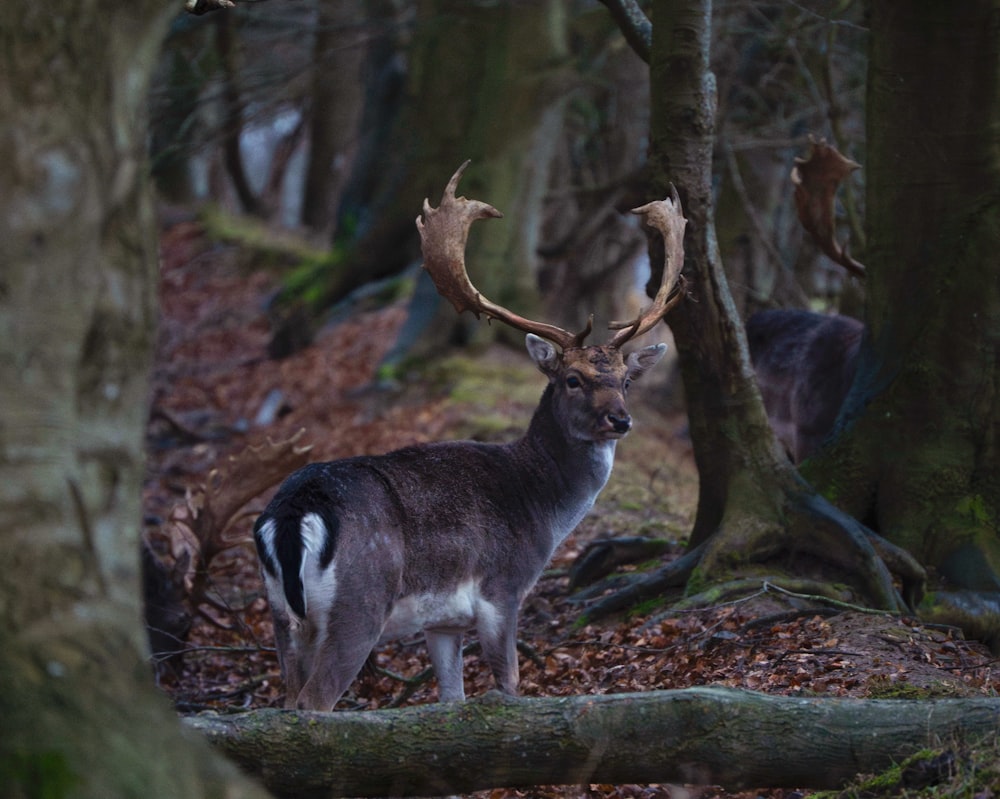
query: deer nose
607 412 632 434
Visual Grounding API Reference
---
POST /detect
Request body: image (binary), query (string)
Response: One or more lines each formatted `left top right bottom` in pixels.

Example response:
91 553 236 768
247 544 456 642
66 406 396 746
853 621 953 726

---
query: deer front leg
425 628 466 702
477 600 520 695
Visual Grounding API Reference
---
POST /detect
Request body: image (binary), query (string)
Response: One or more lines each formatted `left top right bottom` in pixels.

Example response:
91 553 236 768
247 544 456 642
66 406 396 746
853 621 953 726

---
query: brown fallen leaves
148 218 999 799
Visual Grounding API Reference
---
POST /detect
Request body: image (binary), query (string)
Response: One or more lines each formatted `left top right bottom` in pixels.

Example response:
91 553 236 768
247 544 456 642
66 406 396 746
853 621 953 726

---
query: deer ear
626 343 667 381
525 334 560 377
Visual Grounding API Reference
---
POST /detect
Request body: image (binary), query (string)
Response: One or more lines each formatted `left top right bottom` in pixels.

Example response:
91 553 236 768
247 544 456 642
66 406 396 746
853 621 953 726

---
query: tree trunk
627 0 918 610
0 3 265 796
300 0 366 237
650 0 787 548
272 0 576 358
187 687 1000 797
215 9 261 216
802 2 1000 619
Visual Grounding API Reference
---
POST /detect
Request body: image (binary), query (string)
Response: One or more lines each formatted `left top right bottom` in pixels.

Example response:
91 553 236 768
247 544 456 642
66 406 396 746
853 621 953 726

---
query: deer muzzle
608 412 632 435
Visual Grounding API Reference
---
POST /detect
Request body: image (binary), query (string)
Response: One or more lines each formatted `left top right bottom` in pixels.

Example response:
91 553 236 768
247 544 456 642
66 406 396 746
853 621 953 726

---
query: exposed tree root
576 484 927 625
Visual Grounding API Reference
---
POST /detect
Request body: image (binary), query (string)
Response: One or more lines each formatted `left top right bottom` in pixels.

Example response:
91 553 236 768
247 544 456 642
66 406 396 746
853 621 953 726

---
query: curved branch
599 0 652 64
185 0 235 14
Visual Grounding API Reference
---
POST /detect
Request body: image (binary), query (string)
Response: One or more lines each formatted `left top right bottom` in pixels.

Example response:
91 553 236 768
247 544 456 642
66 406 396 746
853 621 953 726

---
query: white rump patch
256 518 288 617
300 513 327 558
256 518 278 566
300 512 337 621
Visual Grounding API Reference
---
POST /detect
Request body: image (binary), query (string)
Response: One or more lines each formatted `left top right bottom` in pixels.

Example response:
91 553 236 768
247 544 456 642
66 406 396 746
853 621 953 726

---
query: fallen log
184 686 1000 797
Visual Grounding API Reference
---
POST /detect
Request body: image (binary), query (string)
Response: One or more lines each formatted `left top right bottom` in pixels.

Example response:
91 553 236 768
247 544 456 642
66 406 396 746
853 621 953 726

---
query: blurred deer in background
747 139 865 463
253 162 686 710
747 308 863 463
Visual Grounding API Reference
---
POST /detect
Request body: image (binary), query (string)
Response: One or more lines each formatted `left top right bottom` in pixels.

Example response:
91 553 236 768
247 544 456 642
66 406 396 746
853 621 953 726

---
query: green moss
634 520 675 538
628 596 668 617
956 493 993 526
863 675 964 699
0 750 79 799
684 565 709 598
441 356 542 407
823 734 1000 799
199 204 327 266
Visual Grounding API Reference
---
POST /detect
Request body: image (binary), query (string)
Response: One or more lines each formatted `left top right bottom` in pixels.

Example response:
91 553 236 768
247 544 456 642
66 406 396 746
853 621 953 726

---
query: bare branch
599 0 652 64
185 0 235 14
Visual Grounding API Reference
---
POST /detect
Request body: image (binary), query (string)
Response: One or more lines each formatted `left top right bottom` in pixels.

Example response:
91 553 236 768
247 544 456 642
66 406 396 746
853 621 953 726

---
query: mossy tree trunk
802 0 1000 637
596 0 1000 643
300 0 366 238
0 3 266 796
297 0 575 362
588 0 920 616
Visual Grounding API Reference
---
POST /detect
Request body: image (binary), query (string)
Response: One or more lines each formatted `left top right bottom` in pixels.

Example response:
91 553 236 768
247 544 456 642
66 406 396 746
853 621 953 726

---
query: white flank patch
474 595 503 643
382 578 480 640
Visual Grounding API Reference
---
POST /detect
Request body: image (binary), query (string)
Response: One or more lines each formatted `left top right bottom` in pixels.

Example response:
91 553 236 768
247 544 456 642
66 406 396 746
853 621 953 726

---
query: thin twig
761 580 897 615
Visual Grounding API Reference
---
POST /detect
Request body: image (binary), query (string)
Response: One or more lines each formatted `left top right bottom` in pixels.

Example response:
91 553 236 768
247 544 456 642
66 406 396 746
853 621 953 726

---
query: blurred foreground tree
0 2 266 796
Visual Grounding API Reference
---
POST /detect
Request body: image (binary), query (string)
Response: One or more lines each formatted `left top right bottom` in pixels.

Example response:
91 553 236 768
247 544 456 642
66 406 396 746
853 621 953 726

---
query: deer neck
514 384 617 548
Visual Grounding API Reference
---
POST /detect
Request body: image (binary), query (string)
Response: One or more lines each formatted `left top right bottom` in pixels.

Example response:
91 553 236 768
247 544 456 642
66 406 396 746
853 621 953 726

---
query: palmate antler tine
792 137 866 279
416 161 593 351
607 184 687 348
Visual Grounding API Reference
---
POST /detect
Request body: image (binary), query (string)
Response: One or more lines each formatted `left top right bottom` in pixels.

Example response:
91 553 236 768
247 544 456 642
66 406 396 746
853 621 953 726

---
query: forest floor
144 218 1000 799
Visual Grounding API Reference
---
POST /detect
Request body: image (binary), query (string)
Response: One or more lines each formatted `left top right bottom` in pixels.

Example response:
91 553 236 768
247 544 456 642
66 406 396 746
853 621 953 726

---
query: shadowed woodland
3 1 1000 798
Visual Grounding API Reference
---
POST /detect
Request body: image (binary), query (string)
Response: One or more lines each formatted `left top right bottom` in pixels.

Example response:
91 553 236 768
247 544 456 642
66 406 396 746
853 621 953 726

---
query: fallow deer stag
254 162 686 711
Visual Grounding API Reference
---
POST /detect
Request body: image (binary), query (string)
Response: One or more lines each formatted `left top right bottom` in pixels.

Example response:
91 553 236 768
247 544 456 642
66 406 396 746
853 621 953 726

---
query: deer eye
566 375 582 389
623 378 632 391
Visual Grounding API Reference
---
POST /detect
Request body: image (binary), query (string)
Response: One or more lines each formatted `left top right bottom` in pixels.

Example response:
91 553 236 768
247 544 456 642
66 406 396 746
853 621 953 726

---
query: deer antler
417 161 593 350
792 137 866 279
607 185 687 348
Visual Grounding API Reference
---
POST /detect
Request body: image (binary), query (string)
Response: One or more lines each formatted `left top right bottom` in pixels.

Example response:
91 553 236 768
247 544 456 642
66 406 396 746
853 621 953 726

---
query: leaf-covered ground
145 219 1000 799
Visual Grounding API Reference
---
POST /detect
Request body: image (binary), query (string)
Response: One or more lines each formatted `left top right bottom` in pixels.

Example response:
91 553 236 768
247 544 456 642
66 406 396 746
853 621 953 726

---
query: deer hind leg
296 595 390 711
270 606 308 709
425 628 466 702
476 598 520 695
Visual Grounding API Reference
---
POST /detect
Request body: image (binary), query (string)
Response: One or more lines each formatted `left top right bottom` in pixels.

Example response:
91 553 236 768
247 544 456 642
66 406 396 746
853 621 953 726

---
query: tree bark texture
804 2 1000 594
300 0 366 236
639 0 912 608
187 687 1000 797
649 0 793 548
0 3 266 796
327 0 575 350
